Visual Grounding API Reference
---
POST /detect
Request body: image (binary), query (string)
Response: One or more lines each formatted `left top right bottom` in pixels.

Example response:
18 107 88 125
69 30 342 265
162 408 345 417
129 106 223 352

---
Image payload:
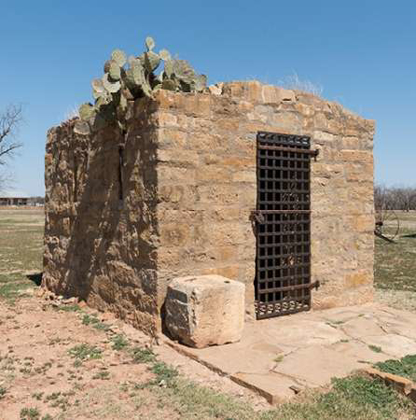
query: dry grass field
375 211 416 311
0 209 44 302
0 208 415 419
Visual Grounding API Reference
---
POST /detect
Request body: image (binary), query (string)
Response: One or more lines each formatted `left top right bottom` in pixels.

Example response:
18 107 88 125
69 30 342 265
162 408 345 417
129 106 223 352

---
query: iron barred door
253 132 319 319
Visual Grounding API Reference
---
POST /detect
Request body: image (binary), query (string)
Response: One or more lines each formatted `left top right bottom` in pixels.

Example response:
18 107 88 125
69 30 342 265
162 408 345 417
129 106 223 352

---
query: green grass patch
81 314 109 331
375 226 416 293
20 407 41 420
0 210 43 303
45 392 61 402
0 274 35 302
151 362 179 384
111 334 129 351
128 343 413 420
146 373 414 420
327 320 346 326
274 354 284 364
131 347 156 364
0 210 44 306
68 344 103 361
31 392 44 401
92 370 111 380
368 345 383 353
375 354 416 382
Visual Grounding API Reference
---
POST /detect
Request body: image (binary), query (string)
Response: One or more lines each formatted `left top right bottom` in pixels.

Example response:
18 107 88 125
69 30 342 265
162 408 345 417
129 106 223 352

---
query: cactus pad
131 61 145 85
108 60 121 81
111 49 127 67
143 51 161 73
164 59 174 78
74 120 91 136
102 73 121 93
81 36 207 133
92 79 105 93
195 74 207 92
145 36 155 51
159 49 171 61
172 59 196 84
103 60 112 73
79 103 96 121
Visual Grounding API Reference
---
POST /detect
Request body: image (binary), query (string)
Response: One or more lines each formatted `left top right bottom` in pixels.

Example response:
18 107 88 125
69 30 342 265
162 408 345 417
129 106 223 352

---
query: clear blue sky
1 0 415 195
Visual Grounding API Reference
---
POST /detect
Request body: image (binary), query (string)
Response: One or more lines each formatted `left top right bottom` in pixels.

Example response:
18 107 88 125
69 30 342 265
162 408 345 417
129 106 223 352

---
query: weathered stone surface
168 305 416 404
44 80 375 335
165 275 245 348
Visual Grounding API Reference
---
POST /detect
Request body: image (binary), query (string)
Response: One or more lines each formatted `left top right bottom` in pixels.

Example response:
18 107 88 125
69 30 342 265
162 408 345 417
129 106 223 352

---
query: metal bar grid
255 131 313 319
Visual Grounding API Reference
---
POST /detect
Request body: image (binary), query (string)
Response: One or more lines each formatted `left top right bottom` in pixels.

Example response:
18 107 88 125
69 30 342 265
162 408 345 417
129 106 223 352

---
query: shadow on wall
49 106 159 326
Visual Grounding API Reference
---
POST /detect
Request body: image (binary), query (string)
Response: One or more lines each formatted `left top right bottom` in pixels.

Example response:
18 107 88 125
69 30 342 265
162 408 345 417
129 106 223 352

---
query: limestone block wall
43 104 160 335
44 81 375 334
154 82 375 312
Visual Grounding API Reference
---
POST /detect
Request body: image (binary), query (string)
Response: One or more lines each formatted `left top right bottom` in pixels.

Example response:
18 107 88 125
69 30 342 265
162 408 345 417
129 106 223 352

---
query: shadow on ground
27 272 42 286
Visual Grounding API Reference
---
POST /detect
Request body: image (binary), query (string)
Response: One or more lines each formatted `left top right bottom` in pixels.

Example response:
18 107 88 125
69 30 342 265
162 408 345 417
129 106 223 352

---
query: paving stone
273 345 361 387
165 305 416 403
171 330 284 375
263 319 349 349
328 340 390 364
372 308 416 341
340 316 385 338
361 334 416 358
231 372 299 404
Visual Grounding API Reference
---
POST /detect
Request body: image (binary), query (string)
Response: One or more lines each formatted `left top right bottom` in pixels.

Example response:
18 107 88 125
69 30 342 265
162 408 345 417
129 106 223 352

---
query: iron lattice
254 132 317 319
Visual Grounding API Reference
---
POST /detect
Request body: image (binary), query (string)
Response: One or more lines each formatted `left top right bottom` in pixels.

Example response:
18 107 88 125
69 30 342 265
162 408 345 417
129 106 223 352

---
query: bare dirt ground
0 209 415 419
0 292 271 420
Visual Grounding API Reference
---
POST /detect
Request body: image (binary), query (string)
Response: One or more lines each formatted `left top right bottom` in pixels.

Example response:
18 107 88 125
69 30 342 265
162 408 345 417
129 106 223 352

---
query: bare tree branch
0 104 23 191
0 104 23 165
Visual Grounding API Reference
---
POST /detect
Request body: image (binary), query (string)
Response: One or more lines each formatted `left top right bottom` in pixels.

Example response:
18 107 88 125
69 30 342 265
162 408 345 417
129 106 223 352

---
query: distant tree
395 187 416 212
0 105 23 191
374 184 393 211
374 184 416 211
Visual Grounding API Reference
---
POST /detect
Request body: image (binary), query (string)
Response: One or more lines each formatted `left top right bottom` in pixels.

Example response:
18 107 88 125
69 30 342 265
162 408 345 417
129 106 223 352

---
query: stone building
43 81 375 335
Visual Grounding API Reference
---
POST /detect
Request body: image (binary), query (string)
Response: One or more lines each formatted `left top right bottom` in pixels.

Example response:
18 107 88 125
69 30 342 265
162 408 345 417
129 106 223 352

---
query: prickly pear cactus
79 103 96 121
145 36 155 51
77 36 208 134
111 49 127 67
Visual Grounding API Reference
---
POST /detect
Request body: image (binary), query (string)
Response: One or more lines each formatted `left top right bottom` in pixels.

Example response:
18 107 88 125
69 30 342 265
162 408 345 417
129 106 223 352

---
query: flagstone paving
165 303 416 403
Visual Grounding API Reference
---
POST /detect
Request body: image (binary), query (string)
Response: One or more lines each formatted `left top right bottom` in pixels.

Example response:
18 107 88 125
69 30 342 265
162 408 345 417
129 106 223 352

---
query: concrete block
165 275 245 348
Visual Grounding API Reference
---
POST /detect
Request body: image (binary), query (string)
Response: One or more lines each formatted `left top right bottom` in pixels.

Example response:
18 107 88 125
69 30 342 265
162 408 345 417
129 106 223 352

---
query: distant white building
0 190 29 206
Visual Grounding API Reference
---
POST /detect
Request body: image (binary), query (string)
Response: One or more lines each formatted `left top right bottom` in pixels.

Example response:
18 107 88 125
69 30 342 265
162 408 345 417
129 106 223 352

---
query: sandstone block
262 85 295 104
345 270 372 288
208 83 223 95
165 275 245 348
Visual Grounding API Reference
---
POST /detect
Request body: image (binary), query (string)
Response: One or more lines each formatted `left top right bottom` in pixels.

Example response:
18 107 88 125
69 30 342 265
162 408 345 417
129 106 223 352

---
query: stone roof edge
209 80 375 127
